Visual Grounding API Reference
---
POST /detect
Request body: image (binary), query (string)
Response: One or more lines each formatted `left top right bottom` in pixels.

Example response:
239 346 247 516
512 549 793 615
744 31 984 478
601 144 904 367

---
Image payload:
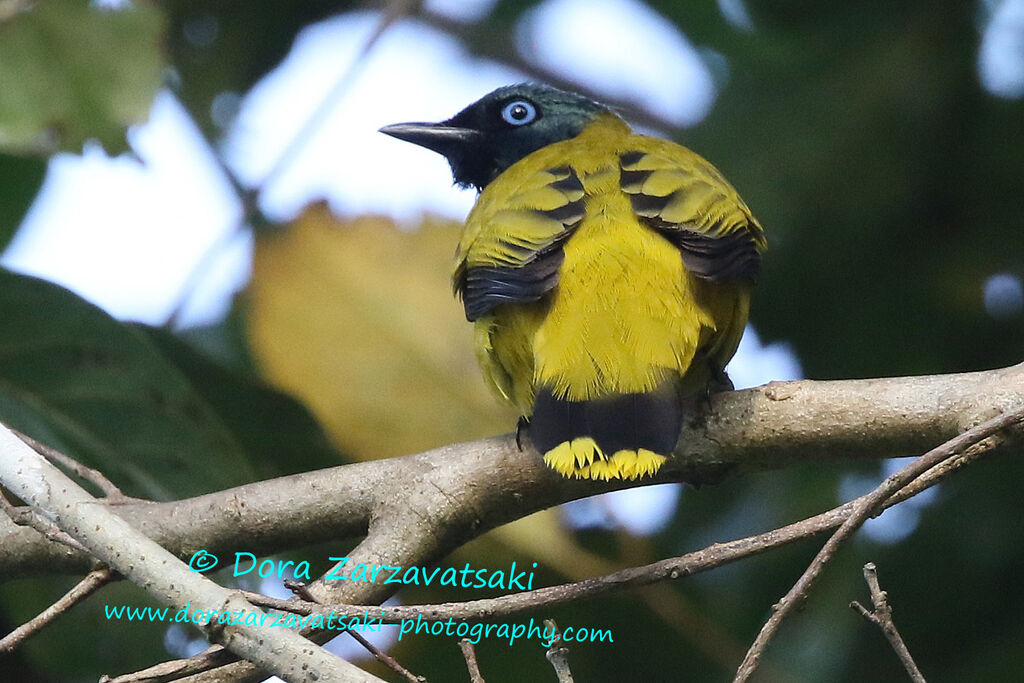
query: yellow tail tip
542 440 667 480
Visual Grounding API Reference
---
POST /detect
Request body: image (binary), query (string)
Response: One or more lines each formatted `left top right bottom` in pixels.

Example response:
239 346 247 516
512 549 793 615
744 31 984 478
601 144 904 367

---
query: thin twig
100 648 238 683
285 581 427 683
850 563 927 683
733 405 1024 682
543 619 574 683
12 429 128 499
0 567 117 652
234 428 995 626
0 488 89 553
458 639 486 683
258 0 420 195
132 407 1013 683
164 2 418 330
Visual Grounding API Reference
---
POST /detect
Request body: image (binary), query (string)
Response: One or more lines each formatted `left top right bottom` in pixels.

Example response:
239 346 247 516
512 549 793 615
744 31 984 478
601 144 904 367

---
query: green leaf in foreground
142 325 346 478
0 0 166 155
0 152 46 252
0 269 255 499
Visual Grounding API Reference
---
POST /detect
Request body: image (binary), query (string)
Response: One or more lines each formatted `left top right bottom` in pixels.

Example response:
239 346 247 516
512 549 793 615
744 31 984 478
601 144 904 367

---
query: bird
380 83 765 480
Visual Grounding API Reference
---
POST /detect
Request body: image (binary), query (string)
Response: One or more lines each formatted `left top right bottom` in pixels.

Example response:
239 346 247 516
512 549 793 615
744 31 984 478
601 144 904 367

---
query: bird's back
454 114 764 479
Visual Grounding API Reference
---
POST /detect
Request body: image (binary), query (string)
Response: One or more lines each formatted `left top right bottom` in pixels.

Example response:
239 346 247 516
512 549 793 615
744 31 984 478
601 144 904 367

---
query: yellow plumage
382 85 764 480
453 114 764 479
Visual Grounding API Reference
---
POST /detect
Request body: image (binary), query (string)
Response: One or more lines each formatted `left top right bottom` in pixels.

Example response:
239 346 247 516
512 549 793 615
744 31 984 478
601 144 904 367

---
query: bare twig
100 648 238 683
343 627 426 683
285 581 427 683
12 430 128 500
1 488 89 553
733 405 1024 682
458 639 486 683
543 620 574 683
231 427 996 626
0 567 117 653
258 0 420 195
164 2 418 330
5 364 1022 581
0 425 386 683
850 563 927 683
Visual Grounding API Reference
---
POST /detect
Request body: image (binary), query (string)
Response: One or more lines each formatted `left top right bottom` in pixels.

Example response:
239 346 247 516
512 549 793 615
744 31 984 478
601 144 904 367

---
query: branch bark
4 364 1021 579
2 365 1021 682
850 563 927 683
0 426 386 683
732 405 1024 681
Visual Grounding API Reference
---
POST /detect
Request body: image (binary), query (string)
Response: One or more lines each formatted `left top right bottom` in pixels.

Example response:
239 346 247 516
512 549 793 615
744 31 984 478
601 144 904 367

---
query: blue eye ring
501 100 538 126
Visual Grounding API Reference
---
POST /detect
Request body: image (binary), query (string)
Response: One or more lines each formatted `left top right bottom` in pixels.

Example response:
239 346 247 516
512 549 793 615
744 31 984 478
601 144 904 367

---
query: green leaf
141 325 346 478
0 269 256 499
0 0 166 155
0 152 45 251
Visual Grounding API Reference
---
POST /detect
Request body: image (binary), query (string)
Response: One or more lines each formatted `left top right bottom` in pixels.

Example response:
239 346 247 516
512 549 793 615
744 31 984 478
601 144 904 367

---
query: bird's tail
529 383 681 480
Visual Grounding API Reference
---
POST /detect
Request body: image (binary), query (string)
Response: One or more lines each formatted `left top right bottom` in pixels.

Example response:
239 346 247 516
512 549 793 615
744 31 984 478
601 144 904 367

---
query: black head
380 84 612 190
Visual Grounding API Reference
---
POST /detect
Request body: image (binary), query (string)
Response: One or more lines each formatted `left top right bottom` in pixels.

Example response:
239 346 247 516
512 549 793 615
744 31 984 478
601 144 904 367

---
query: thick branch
0 426 385 683
217 427 994 627
130 367 1024 683
3 364 1020 580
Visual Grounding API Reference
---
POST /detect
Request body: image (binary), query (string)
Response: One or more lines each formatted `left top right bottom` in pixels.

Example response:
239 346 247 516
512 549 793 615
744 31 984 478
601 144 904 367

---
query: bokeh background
1 1 1022 681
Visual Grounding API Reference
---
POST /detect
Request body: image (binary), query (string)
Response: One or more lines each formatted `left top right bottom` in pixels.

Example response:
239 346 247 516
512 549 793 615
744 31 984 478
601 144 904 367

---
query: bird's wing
618 145 766 283
453 164 586 321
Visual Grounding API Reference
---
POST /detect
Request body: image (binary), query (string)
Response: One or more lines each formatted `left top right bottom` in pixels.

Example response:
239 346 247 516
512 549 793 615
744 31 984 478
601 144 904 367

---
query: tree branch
0 567 116 653
0 425 386 683
131 390 1020 683
2 366 1021 682
732 404 1024 681
206 418 994 628
458 639 485 683
543 619 575 683
4 364 1021 580
850 563 927 683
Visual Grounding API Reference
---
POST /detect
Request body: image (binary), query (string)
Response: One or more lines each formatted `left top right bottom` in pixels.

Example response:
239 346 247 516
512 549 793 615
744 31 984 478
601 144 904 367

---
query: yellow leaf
246 204 516 461
246 204 610 597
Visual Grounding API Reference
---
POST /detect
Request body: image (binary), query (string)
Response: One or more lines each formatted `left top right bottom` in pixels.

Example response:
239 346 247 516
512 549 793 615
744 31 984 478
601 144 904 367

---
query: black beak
379 122 481 158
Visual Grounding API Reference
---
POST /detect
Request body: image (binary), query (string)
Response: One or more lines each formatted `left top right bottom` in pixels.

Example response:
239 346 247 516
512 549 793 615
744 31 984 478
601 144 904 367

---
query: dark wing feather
455 166 585 320
619 149 765 283
461 249 564 321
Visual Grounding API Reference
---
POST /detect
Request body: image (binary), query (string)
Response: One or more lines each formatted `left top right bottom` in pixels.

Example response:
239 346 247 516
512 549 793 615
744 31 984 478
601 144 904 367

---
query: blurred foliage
0 271 341 501
0 270 256 500
161 0 354 137
678 0 1024 379
0 153 45 252
0 0 1023 682
245 205 515 459
0 0 165 155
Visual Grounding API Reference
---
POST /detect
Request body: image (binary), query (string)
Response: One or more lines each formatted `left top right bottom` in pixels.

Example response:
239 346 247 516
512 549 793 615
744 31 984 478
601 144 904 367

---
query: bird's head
380 83 614 191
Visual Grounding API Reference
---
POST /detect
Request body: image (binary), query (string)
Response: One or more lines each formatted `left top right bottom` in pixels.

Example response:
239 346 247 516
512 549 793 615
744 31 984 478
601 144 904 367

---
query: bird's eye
501 100 538 126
